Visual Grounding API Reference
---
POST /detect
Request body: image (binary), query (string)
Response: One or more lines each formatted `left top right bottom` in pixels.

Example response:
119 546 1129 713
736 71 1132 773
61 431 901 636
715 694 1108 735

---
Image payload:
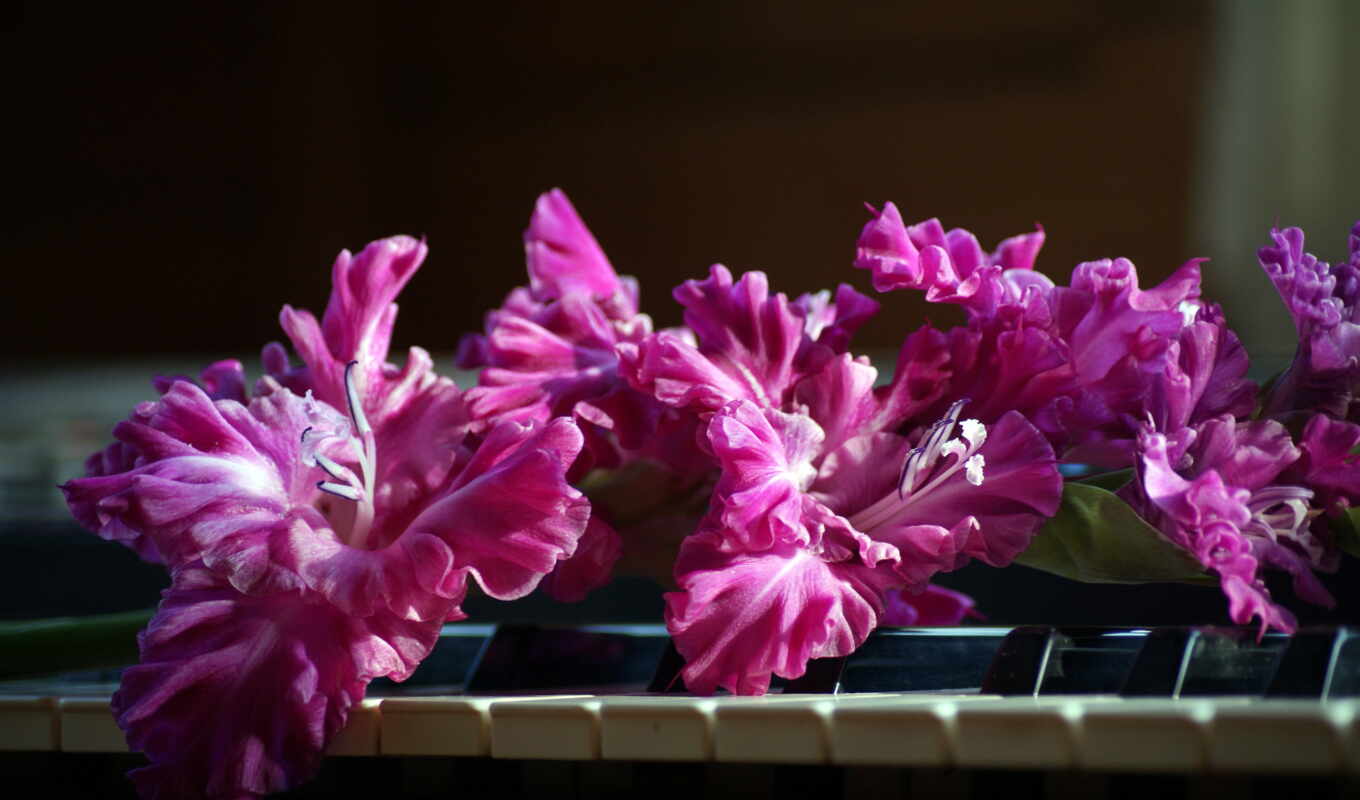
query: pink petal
524 189 621 300
708 400 825 550
114 565 442 800
665 530 890 695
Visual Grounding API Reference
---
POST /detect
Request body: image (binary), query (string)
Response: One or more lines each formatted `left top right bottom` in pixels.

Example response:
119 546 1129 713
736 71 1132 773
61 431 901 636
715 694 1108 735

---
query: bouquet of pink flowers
59 190 1360 798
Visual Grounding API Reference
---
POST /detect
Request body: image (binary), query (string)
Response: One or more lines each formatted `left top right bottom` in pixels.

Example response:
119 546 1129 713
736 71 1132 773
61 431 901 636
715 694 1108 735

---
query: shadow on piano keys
4 624 1360 798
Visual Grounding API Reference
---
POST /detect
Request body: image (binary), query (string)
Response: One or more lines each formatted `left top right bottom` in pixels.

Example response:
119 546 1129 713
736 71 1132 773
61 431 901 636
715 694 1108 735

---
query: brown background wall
7 1 1209 359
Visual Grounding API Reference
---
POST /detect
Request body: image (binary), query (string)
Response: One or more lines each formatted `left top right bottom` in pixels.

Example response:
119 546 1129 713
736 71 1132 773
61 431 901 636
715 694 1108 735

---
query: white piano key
58 697 126 753
599 696 719 762
830 694 996 767
951 697 1091 770
1208 700 1351 774
712 695 899 764
0 696 58 751
491 696 605 760
325 698 381 756
381 695 589 757
1078 698 1215 772
714 696 834 763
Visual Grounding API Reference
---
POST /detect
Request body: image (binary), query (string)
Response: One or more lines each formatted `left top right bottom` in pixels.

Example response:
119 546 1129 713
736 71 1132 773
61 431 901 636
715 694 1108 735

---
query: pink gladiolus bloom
667 393 1060 693
1124 418 1335 635
63 236 591 798
1259 222 1360 420
454 189 707 601
854 201 1209 466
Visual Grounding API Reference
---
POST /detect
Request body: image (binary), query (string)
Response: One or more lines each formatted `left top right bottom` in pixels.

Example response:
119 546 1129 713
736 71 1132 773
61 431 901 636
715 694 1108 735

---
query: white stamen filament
851 401 986 533
317 481 363 502
306 361 378 549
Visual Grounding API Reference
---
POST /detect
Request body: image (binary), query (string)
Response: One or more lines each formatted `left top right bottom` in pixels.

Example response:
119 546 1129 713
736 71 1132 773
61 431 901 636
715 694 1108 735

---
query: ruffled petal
409 417 590 600
114 565 441 800
524 188 621 301
61 382 324 587
791 284 879 354
671 264 818 408
1291 413 1360 509
1133 430 1295 635
708 400 825 550
665 530 891 695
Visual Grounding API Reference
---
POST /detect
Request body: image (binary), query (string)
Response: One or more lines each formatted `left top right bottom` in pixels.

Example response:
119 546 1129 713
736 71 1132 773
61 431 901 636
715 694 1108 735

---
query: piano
3 624 1357 798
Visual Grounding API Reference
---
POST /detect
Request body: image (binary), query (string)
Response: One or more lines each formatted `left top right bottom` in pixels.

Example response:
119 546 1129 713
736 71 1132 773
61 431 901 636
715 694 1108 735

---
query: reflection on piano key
468 624 670 694
981 627 1148 696
785 627 1011 694
1122 627 1292 697
1268 627 1360 699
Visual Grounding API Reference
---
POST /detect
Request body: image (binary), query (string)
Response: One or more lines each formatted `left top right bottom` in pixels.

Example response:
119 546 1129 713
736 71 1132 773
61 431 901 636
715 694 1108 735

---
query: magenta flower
1259 222 1360 420
667 397 1061 694
456 189 663 463
1123 417 1335 635
619 265 876 415
63 235 591 798
454 189 709 601
854 201 1208 466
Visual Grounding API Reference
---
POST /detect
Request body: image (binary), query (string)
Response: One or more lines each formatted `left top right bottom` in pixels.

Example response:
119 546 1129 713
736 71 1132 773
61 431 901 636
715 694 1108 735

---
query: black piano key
786 627 1012 694
1267 626 1360 698
1122 626 1291 697
1120 627 1195 697
647 639 690 693
368 623 494 695
464 623 670 693
1038 628 1147 695
1177 627 1290 696
981 626 1147 696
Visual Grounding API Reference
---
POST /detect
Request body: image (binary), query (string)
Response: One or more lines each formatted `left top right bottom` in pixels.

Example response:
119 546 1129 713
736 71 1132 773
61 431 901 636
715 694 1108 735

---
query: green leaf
1015 483 1216 585
1331 507 1360 560
0 608 152 680
1073 468 1133 492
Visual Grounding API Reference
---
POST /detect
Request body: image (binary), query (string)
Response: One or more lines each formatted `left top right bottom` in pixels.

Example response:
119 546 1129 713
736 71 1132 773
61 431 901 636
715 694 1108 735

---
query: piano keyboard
4 624 1359 796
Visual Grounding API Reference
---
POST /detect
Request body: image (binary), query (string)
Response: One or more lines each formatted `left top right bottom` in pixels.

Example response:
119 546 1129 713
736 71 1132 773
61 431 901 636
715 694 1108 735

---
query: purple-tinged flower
881 584 978 626
667 398 1061 694
621 265 861 415
114 564 440 800
1124 417 1336 635
666 526 895 696
853 201 1049 318
852 202 1213 465
1286 413 1360 514
63 234 593 798
454 190 708 601
455 190 680 470
1259 222 1360 420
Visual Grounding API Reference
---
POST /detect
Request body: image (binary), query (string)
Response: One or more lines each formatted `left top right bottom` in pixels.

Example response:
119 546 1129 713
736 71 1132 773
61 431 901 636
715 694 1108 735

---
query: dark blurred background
4 1 1359 626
